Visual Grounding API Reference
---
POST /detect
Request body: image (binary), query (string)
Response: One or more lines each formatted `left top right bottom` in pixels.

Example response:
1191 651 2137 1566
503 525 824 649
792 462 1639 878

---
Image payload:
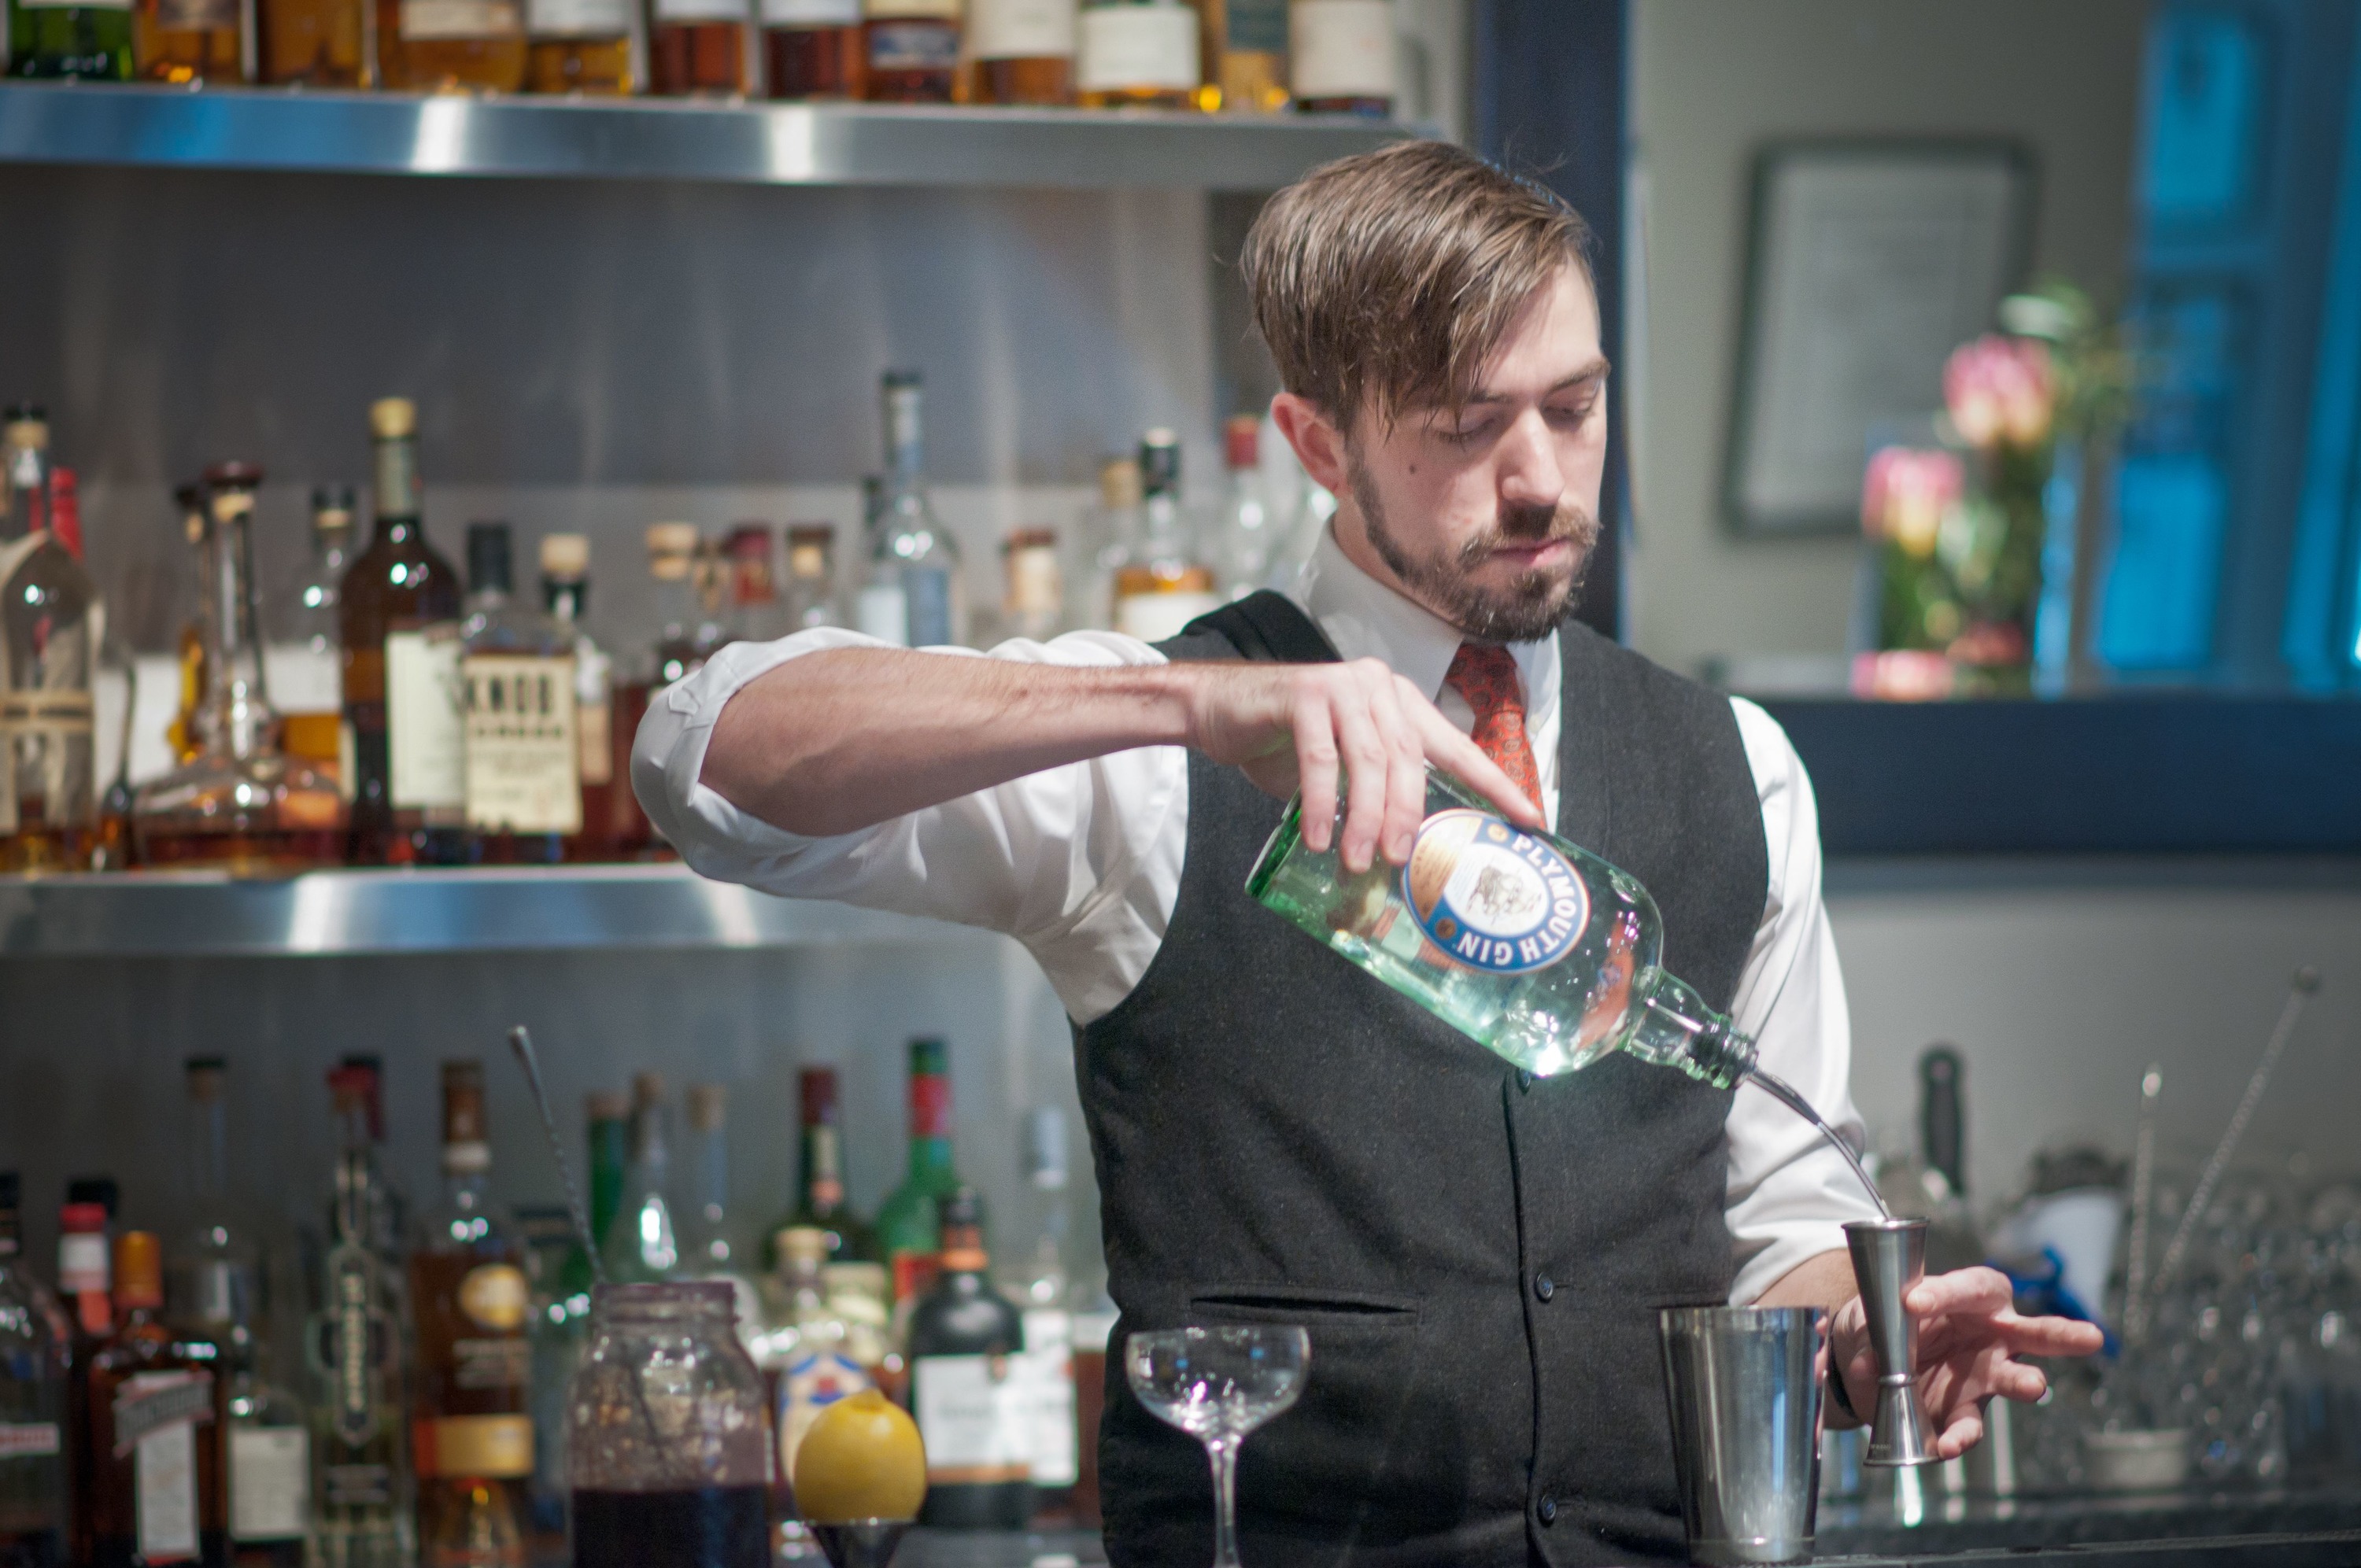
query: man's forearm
700 647 1201 837
1753 1247 1859 1312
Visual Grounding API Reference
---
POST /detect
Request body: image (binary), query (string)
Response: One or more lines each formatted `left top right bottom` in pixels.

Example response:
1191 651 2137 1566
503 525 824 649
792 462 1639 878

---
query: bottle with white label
377 0 527 90
1111 430 1221 642
859 0 955 101
538 533 617 863
460 522 579 864
342 397 471 867
1076 0 1195 108
968 0 1071 104
1289 0 1391 115
86 1230 231 1568
860 371 966 649
0 1173 70 1568
906 1186 1036 1530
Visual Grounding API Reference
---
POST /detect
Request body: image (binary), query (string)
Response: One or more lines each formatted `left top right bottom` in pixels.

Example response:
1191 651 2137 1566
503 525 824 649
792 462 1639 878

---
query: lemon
792 1388 926 1523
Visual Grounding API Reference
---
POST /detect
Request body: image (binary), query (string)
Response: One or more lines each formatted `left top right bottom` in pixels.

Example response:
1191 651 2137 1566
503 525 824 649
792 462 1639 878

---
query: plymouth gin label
1247 768 1758 1083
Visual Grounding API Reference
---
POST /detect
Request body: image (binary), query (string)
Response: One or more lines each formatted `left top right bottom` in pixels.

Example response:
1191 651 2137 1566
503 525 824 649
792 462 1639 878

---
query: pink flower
1944 335 2054 449
1860 445 1963 557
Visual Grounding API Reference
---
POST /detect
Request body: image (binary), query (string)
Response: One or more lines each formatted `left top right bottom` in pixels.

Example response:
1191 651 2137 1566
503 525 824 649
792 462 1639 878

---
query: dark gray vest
1074 599 1769 1567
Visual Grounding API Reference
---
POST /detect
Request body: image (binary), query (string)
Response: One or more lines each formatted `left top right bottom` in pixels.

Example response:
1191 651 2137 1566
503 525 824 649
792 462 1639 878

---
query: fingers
1328 677 1391 874
1292 688 1342 855
1367 675 1431 865
1904 1266 2016 1319
1933 1404 1984 1460
1996 1314 2107 1358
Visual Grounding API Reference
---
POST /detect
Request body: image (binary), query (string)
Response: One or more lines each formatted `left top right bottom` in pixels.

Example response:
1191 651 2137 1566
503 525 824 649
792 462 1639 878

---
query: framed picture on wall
1722 141 2038 535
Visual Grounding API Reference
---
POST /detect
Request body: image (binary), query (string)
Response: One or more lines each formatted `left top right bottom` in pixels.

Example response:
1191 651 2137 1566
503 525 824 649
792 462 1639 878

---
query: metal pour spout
1846 1217 1937 1467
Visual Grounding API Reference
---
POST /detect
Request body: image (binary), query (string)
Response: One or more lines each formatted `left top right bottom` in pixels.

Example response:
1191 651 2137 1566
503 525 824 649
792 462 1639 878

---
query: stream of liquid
1743 1067 1894 1219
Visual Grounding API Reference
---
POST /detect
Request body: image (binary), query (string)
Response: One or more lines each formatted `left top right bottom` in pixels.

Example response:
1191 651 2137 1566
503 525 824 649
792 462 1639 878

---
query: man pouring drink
637 142 2102 1566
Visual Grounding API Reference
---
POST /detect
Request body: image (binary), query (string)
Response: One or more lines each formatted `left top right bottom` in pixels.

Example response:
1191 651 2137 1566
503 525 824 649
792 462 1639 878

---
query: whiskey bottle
906 1186 1033 1530
1288 0 1391 115
538 535 618 864
266 487 355 795
258 0 367 83
873 1039 961 1304
1247 765 1760 1084
0 408 98 874
523 0 630 90
460 522 578 865
857 371 964 648
342 399 471 868
858 0 953 101
1196 0 1284 110
763 1225 870 1492
599 1074 680 1286
408 1062 532 1568
309 1068 416 1568
8 0 134 76
1075 0 1196 108
133 0 247 82
966 0 1070 104
999 528 1064 643
760 0 857 97
646 0 747 94
766 1068 878 1271
376 0 526 90
646 523 726 688
57 1197 111 1568
1110 429 1220 641
722 523 789 644
133 464 348 874
85 1231 230 1568
0 1173 70 1568
781 523 841 630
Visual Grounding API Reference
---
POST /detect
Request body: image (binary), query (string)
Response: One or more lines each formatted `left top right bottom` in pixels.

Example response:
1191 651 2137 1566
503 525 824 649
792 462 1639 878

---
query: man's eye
1547 397 1599 428
1438 419 1493 446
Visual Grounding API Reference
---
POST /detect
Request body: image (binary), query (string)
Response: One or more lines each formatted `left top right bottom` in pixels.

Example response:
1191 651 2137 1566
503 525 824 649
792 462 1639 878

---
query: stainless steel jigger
1846 1217 1938 1467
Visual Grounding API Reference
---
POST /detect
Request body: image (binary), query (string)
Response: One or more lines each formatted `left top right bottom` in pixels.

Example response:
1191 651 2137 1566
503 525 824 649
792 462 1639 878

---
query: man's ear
1270 393 1350 497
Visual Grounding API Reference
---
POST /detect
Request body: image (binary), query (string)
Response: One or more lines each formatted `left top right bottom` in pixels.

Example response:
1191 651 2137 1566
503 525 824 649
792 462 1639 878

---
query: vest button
1534 1274 1555 1302
1538 1495 1558 1526
1517 1070 1534 1093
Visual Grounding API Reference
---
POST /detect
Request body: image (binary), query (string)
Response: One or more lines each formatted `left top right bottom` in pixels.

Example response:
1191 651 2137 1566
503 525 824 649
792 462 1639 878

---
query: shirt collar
1291 525 1562 714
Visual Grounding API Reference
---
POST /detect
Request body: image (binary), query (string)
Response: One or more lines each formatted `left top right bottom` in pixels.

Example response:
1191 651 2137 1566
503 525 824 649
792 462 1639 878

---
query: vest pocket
1186 1283 1421 1327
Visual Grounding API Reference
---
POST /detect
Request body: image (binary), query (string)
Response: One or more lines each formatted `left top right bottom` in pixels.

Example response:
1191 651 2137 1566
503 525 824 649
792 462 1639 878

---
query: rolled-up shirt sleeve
630 626 1189 1024
1723 696 1883 1304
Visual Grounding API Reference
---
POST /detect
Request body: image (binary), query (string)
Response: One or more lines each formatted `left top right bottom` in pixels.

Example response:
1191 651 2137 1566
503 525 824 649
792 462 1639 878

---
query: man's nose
1496 409 1565 511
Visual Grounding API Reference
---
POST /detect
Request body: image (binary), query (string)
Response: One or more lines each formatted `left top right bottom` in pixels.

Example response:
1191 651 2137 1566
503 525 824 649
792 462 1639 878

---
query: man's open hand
1827 1266 2105 1459
1183 657 1544 873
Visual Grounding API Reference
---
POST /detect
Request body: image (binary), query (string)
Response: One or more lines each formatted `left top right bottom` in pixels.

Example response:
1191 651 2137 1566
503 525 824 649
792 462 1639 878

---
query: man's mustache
1453 502 1600 570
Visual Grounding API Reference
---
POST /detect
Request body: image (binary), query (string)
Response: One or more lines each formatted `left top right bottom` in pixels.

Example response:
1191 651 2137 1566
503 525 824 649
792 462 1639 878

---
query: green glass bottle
584 1090 630 1254
872 1039 963 1304
8 0 133 79
1247 767 1758 1085
764 1066 879 1272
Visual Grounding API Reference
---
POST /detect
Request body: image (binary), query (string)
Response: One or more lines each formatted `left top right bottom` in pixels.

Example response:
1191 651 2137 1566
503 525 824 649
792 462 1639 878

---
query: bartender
637 141 2102 1566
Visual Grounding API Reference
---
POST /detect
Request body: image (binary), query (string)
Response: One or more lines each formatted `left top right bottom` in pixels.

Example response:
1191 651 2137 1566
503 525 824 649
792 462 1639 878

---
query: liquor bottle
0 408 99 874
331 1057 410 1274
134 465 348 874
166 483 209 769
309 1067 416 1568
408 1062 532 1568
760 0 856 95
765 1068 878 1272
1247 765 1763 1085
857 0 953 100
538 535 617 863
1214 414 1274 593
967 0 1070 103
857 372 964 649
647 523 727 688
343 399 471 869
133 0 247 82
1003 1108 1077 1503
47 467 82 563
999 529 1064 643
905 1187 1033 1530
523 0 630 90
376 0 527 90
1110 430 1220 641
873 1039 961 1304
600 1073 679 1286
510 1206 584 1538
459 522 578 865
646 0 746 94
682 1086 765 1355
0 1173 71 1568
1084 453 1142 630
1196 0 1283 110
8 0 134 76
781 524 840 630
722 523 789 644
583 1091 630 1253
258 0 367 83
1288 0 1389 115
267 486 355 792
85 1230 231 1568
1075 0 1196 109
763 1226 870 1489
57 1197 111 1567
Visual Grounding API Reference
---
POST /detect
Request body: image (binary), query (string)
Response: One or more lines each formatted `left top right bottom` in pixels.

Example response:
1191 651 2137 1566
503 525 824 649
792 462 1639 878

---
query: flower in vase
1861 445 1964 559
1944 334 2056 450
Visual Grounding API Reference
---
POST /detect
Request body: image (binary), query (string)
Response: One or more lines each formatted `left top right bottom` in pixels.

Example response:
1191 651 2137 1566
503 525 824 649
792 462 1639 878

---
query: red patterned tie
1443 642 1543 817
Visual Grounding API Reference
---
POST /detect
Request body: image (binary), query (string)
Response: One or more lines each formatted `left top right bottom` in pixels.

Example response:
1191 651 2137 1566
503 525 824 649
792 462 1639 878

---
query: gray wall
1626 0 2152 679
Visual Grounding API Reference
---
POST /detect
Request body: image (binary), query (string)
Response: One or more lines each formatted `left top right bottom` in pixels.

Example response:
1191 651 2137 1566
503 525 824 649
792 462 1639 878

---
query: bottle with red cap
84 1230 231 1568
767 1067 878 1271
0 406 102 873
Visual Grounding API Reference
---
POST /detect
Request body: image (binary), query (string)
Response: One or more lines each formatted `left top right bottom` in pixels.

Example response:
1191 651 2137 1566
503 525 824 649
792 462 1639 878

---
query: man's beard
1350 458 1600 644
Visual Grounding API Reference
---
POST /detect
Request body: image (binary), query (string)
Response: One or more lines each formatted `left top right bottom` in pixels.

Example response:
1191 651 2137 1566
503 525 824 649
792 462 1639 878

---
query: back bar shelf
0 865 988 957
0 82 1416 189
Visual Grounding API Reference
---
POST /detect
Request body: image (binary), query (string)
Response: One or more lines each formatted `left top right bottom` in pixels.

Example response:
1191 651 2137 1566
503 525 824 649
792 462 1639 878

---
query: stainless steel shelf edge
0 865 1000 957
0 83 1421 188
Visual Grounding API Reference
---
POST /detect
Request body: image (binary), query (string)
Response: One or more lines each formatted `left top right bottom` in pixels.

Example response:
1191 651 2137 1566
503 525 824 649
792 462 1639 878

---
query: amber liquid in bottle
134 0 247 82
763 20 858 95
859 8 954 101
1196 0 1285 111
377 0 527 90
976 53 1066 102
525 32 630 88
342 399 472 868
84 1233 231 1568
648 13 745 92
259 0 368 83
0 412 100 873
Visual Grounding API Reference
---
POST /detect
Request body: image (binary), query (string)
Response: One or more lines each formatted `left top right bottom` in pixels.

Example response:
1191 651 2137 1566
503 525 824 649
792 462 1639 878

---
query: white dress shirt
635 529 1882 1304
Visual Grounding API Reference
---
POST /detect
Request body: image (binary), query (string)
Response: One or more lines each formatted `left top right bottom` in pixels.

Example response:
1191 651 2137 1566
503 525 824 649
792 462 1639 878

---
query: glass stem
1206 1435 1243 1568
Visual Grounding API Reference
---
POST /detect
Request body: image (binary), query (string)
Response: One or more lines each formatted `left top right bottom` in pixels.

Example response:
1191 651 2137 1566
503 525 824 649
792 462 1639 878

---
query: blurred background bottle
0 1172 69 1568
875 1039 961 1307
1075 0 1194 107
907 1186 1033 1530
1289 0 1391 115
859 0 955 101
648 0 746 93
601 1073 681 1286
1197 0 1284 109
762 0 860 96
523 0 630 91
1111 429 1220 641
458 521 578 867
781 523 841 630
267 485 355 794
966 0 1070 103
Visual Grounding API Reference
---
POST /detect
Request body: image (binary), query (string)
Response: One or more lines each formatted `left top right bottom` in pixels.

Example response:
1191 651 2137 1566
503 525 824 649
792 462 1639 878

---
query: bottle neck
313 523 350 569
194 507 275 761
1623 968 1758 1089
800 1122 846 1216
374 434 419 524
2 440 49 543
908 1069 952 1179
939 1223 987 1275
588 1119 628 1245
690 1122 728 1219
545 577 586 625
908 1134 955 1182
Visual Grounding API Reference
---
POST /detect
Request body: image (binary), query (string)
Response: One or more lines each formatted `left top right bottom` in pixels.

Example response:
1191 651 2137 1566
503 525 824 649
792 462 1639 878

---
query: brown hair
1240 140 1596 430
